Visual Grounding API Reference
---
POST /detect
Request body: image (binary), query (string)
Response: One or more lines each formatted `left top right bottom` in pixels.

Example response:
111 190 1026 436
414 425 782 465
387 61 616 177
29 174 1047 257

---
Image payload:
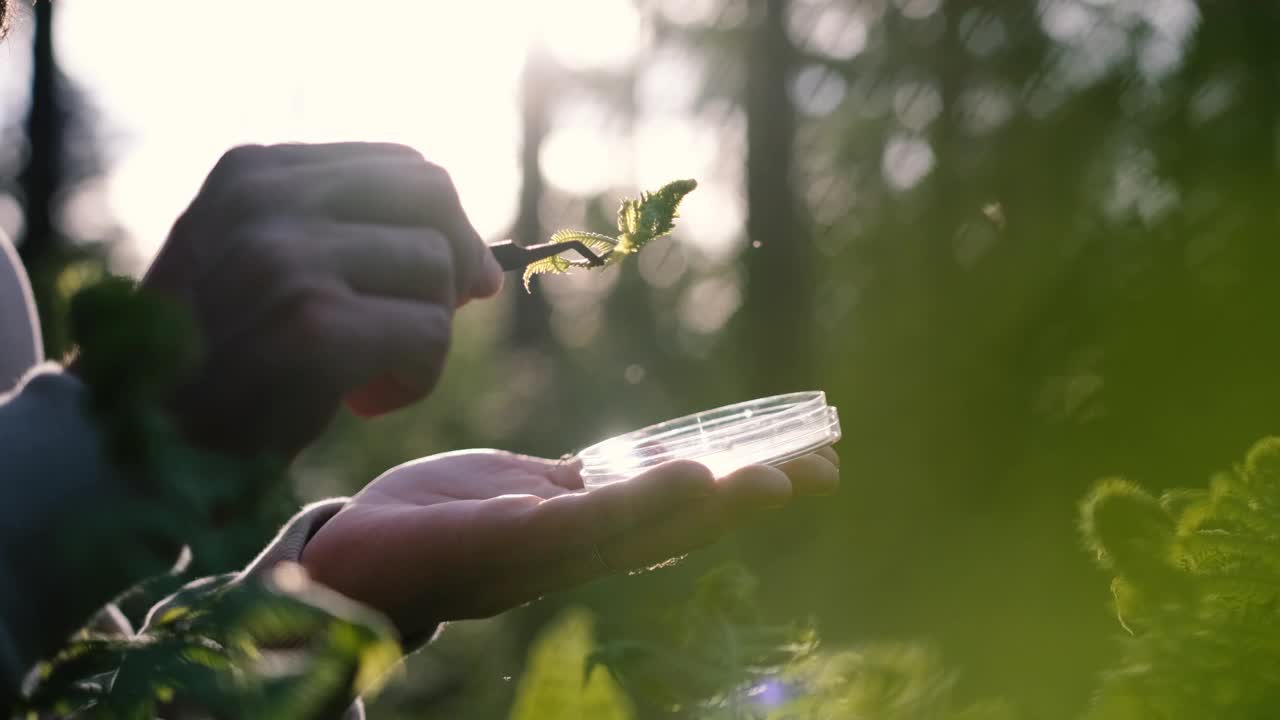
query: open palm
301 448 839 639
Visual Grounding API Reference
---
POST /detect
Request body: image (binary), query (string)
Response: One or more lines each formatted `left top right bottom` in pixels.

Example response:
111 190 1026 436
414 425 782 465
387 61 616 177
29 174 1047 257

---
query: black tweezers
489 240 611 272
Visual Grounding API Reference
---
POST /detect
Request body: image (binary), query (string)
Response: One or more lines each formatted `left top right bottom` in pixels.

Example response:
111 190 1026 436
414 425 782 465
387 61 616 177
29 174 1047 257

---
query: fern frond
1081 435 1280 719
523 179 697 291
615 179 697 255
521 230 620 291
550 229 621 255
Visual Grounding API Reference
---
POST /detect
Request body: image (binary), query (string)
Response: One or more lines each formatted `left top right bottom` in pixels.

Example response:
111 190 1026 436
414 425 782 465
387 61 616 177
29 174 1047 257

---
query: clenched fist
141 142 503 459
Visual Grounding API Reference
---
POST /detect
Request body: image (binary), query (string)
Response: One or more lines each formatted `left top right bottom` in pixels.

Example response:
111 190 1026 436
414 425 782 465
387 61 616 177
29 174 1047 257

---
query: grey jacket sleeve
0 366 173 711
0 234 41 393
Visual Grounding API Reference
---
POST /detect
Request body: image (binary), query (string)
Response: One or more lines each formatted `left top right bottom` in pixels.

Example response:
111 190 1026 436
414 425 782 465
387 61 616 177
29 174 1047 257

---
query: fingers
213 142 423 173
263 142 424 164
273 218 462 416
530 464 776 586
217 143 502 305
548 457 585 491
322 294 452 394
345 373 426 417
427 452 839 617
313 222 456 305
592 495 723 575
719 464 794 510
283 156 501 304
550 455 840 583
522 460 714 557
596 465 794 567
815 445 840 468
547 469 784 584
775 452 840 496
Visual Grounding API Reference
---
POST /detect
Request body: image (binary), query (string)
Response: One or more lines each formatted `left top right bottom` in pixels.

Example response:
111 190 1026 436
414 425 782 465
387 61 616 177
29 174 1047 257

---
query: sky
45 0 738 271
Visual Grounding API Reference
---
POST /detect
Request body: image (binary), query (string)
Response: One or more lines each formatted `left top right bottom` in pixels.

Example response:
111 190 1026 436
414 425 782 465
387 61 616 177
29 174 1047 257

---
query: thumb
460 248 504 306
345 372 427 417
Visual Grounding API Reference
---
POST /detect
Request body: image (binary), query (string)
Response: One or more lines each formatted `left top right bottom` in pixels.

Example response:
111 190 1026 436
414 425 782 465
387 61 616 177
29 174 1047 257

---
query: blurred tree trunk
17 1 68 357
740 0 815 393
497 44 563 719
509 46 553 348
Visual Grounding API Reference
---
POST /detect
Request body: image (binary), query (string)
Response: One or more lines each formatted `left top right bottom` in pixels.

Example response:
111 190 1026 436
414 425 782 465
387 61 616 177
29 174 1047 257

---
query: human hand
299 448 840 639
140 143 503 459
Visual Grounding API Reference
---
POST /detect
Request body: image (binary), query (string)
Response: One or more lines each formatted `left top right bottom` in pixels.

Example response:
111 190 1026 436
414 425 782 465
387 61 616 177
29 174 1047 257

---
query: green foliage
27 3 1280 718
522 179 697 291
17 278 400 718
589 564 817 715
69 276 197 412
19 565 401 718
509 608 633 720
768 646 1018 720
1080 436 1280 718
66 277 291 573
582 564 996 720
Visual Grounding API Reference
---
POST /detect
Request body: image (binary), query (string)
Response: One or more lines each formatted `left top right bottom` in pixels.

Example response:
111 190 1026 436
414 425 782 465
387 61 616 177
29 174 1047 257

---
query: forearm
0 365 177 706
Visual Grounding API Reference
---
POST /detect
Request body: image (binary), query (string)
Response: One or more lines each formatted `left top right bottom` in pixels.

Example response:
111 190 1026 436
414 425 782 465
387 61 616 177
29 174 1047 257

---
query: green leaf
592 563 820 711
510 608 633 720
1079 435 1280 719
522 179 697 291
521 230 619 291
615 179 697 256
550 229 620 255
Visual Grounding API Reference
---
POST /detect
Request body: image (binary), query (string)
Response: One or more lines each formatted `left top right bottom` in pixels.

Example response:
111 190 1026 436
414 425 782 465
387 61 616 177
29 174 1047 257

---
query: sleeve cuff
239 498 351 580
238 499 442 652
146 498 441 653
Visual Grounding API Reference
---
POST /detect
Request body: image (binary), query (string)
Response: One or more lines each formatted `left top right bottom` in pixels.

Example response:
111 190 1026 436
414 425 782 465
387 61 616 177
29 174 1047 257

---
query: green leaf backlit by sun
523 179 697 292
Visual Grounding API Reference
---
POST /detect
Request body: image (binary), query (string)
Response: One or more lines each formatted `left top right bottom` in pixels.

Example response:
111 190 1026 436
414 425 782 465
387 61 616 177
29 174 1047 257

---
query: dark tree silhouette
15 1 111 359
741 0 815 394
16 1 68 355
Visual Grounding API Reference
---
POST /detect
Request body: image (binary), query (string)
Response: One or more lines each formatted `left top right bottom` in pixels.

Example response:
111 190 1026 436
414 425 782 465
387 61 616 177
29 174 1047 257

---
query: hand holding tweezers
488 240 611 272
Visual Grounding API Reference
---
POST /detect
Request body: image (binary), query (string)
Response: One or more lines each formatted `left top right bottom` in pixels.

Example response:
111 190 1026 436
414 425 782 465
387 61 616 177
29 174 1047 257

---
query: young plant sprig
522 179 698 291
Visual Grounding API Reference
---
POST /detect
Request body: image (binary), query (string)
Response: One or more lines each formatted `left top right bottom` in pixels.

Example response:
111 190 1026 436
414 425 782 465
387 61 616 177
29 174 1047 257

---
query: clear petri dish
575 391 841 488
